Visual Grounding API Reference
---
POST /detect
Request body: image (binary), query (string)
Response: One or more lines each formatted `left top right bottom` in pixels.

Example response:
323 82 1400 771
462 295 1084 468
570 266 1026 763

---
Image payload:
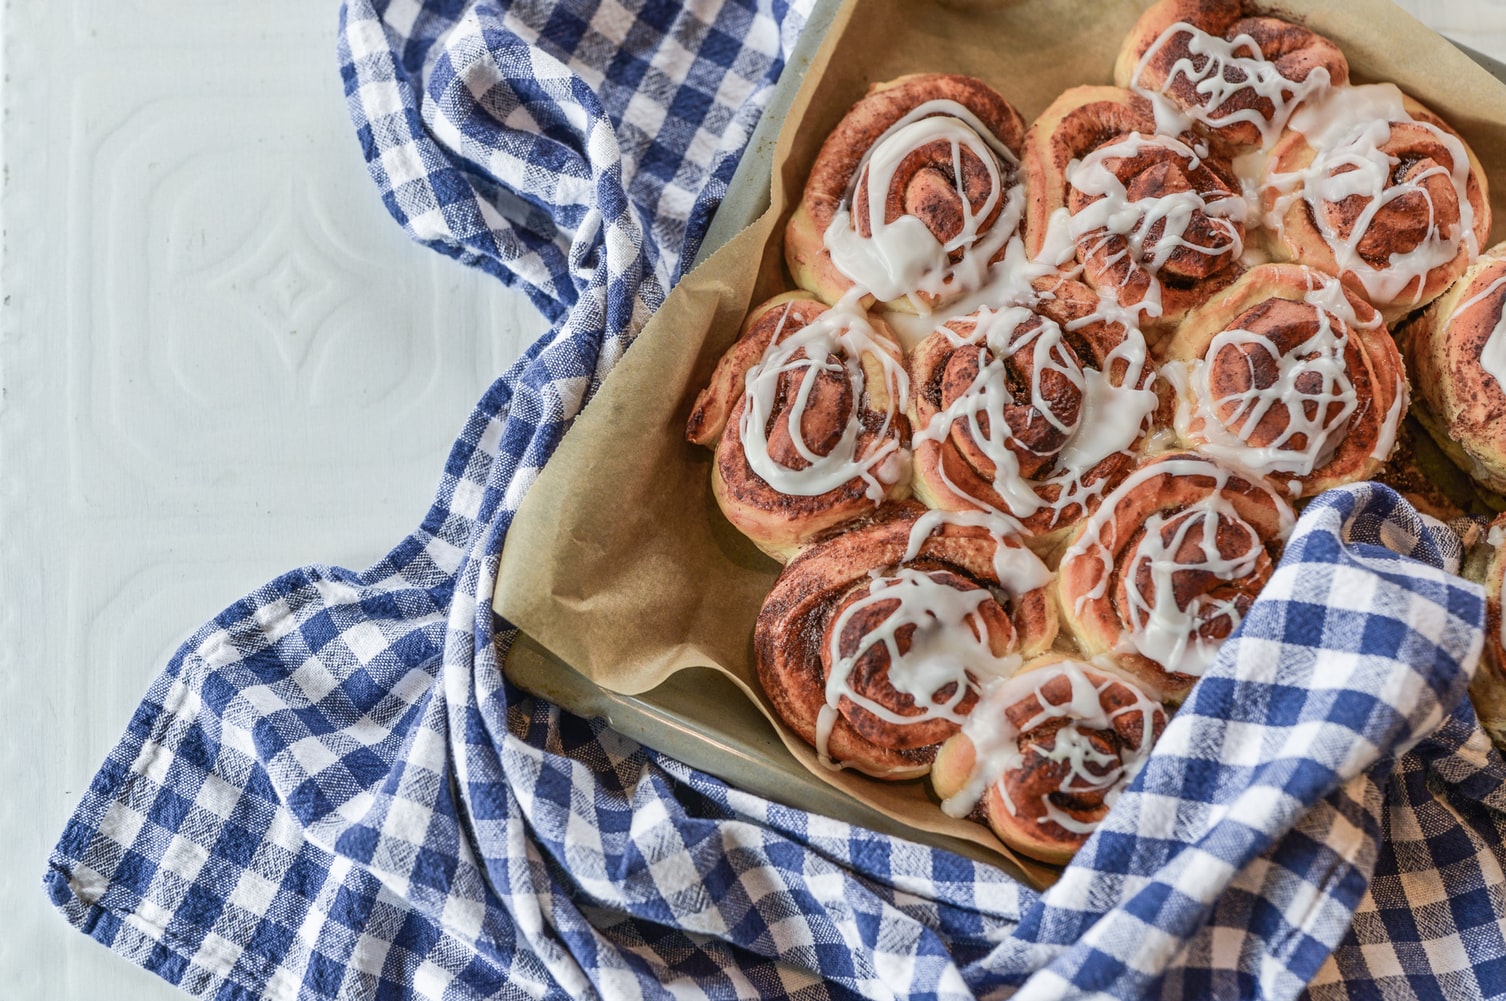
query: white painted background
1 2 1500 998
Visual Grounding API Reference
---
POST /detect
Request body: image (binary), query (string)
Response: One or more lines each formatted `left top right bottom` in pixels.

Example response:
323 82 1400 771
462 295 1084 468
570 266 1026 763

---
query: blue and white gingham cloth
44 2 1506 998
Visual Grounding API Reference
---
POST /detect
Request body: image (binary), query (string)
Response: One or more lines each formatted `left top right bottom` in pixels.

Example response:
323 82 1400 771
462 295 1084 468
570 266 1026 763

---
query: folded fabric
44 2 1506 1000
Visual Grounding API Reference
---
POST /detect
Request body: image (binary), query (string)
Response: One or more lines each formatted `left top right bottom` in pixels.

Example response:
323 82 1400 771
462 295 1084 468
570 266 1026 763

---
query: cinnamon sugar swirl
1056 452 1295 701
1400 243 1506 493
687 292 911 561
1162 263 1407 499
785 73 1028 313
1115 0 1347 150
755 505 1057 778
1022 86 1247 331
907 274 1161 546
931 653 1166 864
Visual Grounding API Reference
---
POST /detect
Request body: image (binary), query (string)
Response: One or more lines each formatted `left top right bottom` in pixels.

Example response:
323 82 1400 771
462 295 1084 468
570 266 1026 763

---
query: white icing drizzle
914 297 1159 525
1120 493 1259 672
1037 207 1086 271
1057 348 1160 472
1130 20 1333 149
1063 455 1295 677
813 510 1056 773
816 566 1023 770
739 295 910 500
1066 132 1246 319
1175 271 1373 481
1232 148 1273 249
1371 379 1406 464
1457 274 1506 391
939 660 1162 836
1263 83 1480 308
872 234 1068 351
823 100 1024 309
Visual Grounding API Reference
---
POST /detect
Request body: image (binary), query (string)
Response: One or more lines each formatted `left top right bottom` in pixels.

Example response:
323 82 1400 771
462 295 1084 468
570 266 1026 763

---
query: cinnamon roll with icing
686 292 911 562
1262 84 1491 323
1056 451 1296 701
1400 243 1506 494
1022 86 1247 331
1115 0 1348 150
930 653 1166 864
785 73 1027 313
754 505 1058 778
1162 264 1407 499
908 274 1162 545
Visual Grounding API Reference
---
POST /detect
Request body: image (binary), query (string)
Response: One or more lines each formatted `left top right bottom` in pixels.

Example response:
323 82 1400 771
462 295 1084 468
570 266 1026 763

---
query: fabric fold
996 485 1487 1000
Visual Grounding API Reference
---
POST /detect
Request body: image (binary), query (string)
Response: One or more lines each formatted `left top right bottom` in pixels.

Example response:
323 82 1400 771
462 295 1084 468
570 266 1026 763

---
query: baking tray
503 3 1506 883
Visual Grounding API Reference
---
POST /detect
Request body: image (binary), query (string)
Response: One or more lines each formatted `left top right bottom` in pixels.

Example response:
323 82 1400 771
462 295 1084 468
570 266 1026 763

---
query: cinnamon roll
1115 0 1347 150
686 292 911 562
755 505 1058 778
908 274 1162 544
1022 86 1247 330
1262 84 1491 323
1162 263 1407 499
1400 243 1506 494
930 653 1166 864
785 73 1027 312
1056 451 1296 700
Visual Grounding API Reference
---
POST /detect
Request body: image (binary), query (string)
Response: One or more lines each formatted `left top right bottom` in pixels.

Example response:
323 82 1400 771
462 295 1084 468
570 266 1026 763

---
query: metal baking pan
504 4 1506 882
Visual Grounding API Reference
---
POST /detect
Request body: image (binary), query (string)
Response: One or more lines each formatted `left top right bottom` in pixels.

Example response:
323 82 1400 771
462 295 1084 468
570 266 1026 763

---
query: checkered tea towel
44 1 1506 999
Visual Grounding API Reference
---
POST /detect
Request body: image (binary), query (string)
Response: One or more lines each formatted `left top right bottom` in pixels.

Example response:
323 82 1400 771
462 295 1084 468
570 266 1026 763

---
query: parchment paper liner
495 0 1506 879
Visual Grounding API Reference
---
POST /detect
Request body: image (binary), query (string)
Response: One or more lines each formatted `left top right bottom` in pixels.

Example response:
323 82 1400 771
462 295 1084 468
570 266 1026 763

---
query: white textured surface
0 3 548 999
0 4 1500 1000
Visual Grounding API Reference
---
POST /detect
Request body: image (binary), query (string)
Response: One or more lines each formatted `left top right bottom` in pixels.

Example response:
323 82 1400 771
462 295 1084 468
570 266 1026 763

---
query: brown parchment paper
495 0 1506 871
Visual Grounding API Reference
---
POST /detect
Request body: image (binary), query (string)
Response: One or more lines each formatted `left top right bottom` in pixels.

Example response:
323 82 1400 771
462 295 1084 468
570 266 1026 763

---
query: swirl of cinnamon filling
908 275 1161 543
755 505 1058 779
1164 263 1407 498
930 653 1166 864
785 73 1027 312
1056 452 1295 701
1115 0 1348 149
1022 86 1246 330
686 292 911 562
1263 84 1491 323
